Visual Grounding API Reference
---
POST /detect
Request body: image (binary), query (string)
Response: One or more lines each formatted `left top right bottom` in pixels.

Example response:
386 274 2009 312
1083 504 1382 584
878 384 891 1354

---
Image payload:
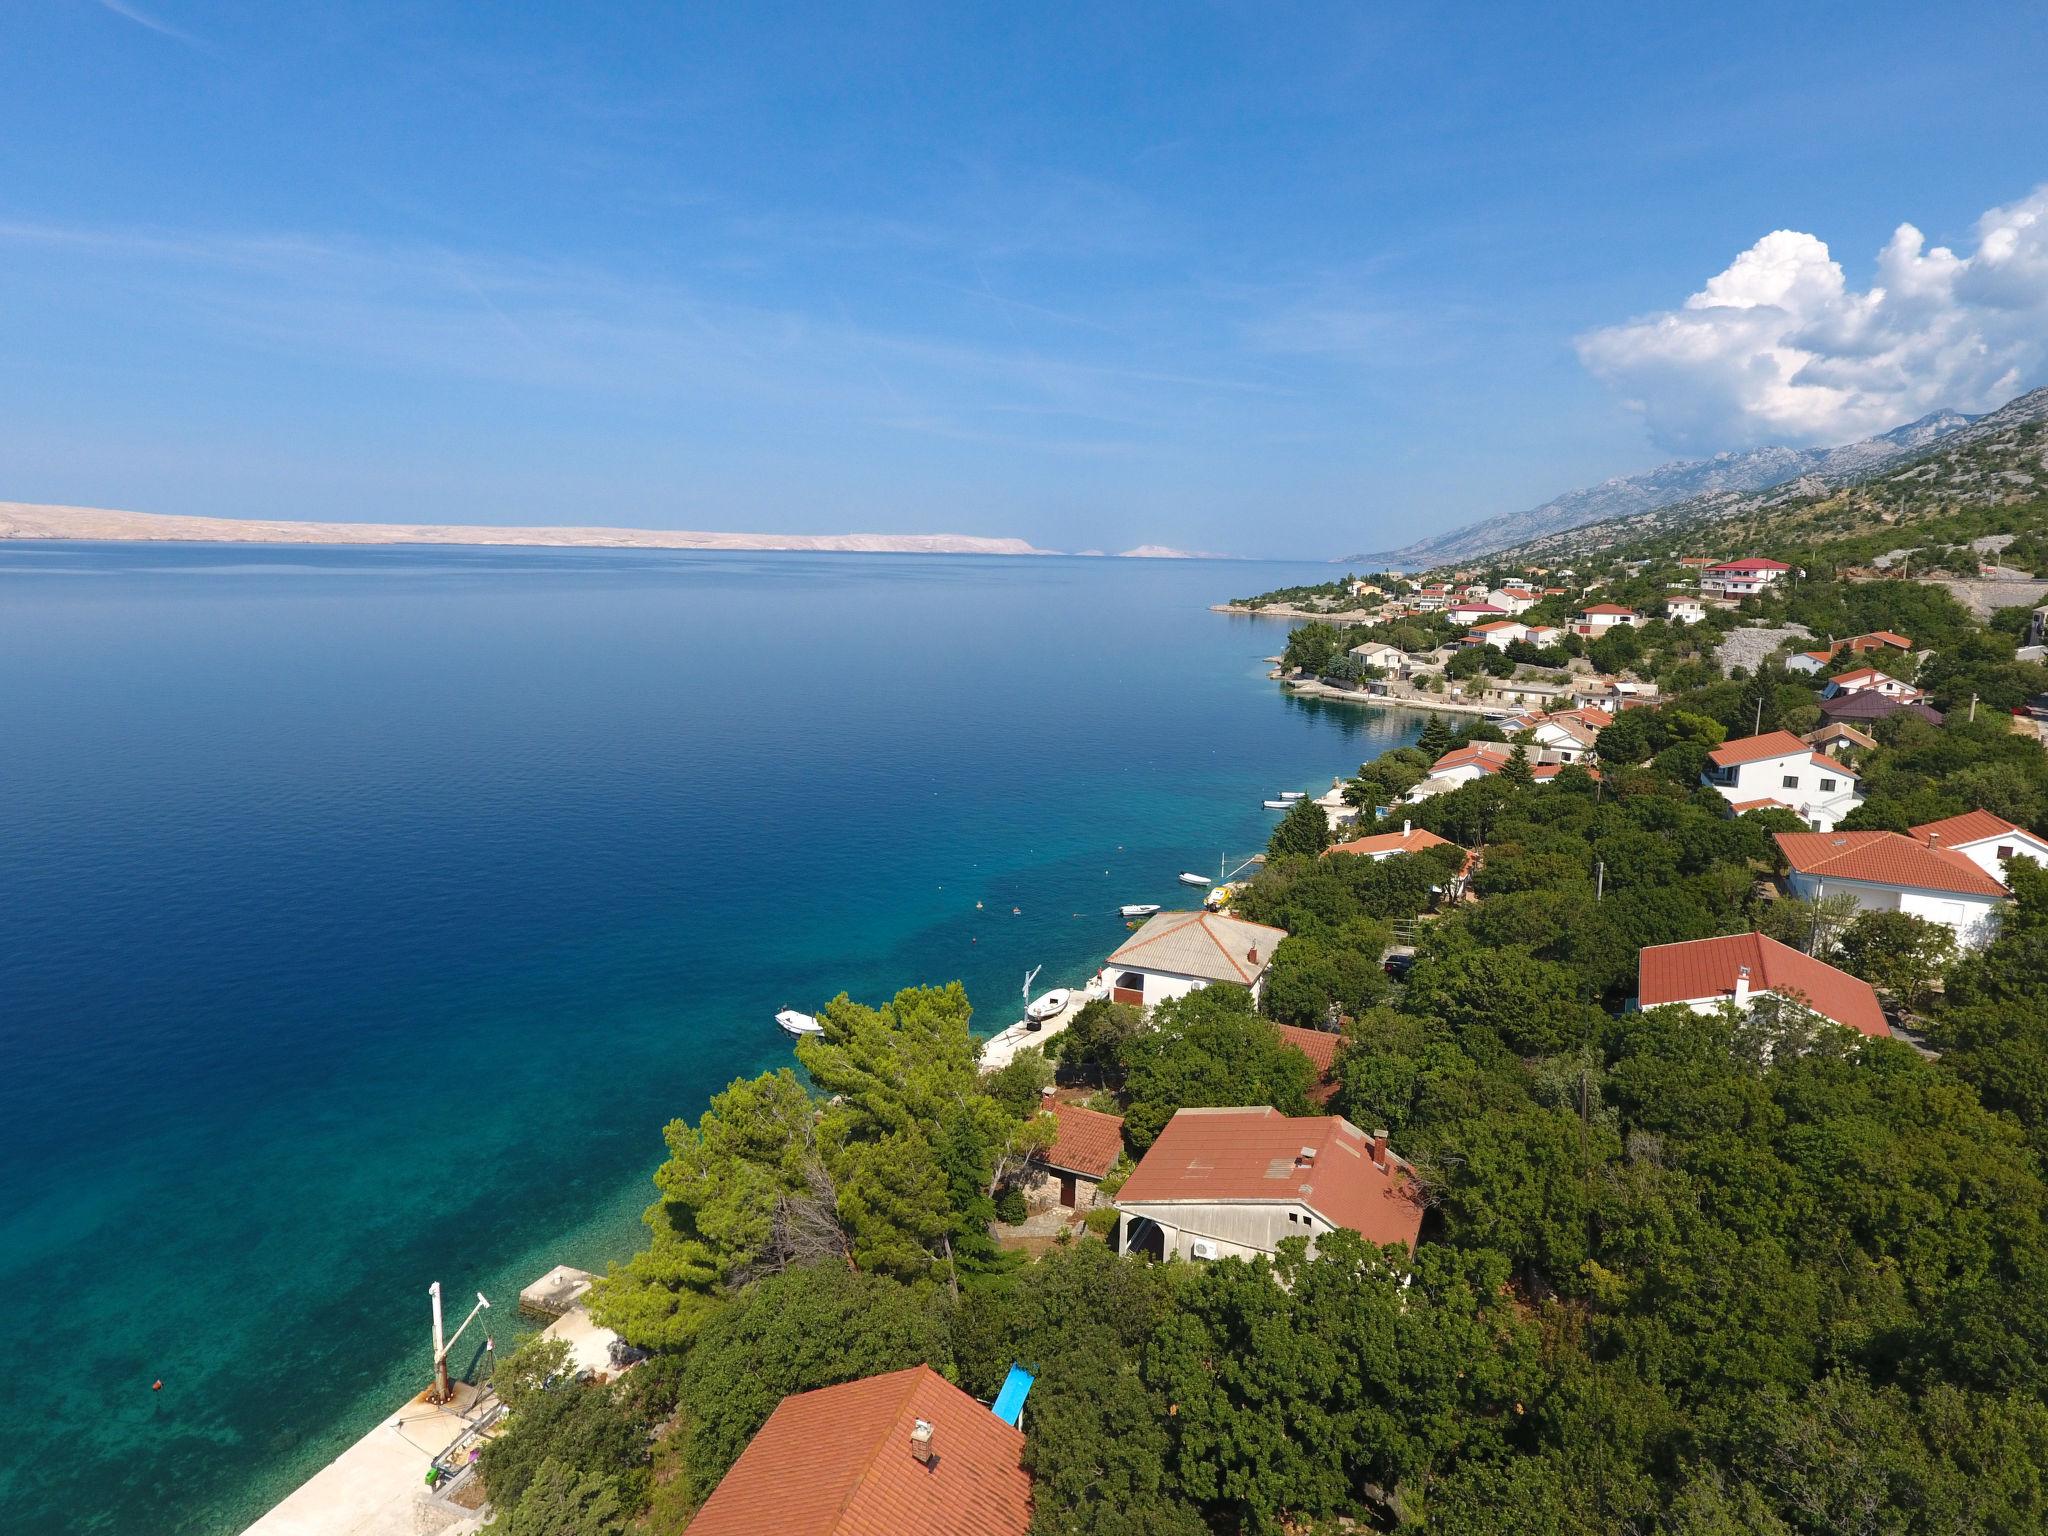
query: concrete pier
239 1276 623 1536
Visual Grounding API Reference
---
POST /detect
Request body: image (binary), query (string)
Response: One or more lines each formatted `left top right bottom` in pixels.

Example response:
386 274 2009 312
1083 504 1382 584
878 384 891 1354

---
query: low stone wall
1926 577 2048 620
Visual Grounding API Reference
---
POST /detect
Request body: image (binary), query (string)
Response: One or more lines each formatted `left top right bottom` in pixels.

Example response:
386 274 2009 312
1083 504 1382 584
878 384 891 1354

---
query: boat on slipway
1025 989 1071 1027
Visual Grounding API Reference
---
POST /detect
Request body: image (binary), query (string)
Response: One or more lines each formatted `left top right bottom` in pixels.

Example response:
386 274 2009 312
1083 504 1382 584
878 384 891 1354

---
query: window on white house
1783 775 1800 789
1998 846 2015 860
1819 778 1837 792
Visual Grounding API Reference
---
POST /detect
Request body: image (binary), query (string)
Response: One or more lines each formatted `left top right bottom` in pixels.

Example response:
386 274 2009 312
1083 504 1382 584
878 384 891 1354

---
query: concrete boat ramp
240 1268 621 1536
978 974 1104 1071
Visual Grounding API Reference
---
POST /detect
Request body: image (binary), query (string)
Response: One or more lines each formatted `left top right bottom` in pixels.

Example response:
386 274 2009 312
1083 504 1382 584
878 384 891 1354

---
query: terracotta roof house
1703 731 1863 830
1571 604 1641 637
1447 601 1510 624
1702 557 1792 597
1776 830 2011 948
684 1365 1030 1536
1114 1108 1422 1263
1818 691 1945 726
1786 631 1914 675
1275 1024 1343 1105
1821 666 1924 703
1026 1097 1126 1214
1105 911 1289 1010
1636 932 1887 1038
1911 810 2048 885
1324 822 1454 860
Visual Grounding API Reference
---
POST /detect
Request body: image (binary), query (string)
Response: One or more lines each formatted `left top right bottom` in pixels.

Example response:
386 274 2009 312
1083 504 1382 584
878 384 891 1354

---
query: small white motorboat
775 1009 823 1038
1262 798 1291 809
1119 903 1161 919
1279 790 1305 800
1025 989 1071 1026
1179 872 1213 887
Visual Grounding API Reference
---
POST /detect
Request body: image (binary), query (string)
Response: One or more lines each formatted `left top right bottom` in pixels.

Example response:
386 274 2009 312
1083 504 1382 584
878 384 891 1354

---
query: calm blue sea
0 543 1418 1534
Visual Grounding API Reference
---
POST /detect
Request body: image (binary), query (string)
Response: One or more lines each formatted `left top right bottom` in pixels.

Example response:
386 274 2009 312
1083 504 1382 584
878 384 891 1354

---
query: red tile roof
1580 603 1639 616
1637 932 1887 1037
1857 630 1913 649
1910 810 2035 850
1324 826 1455 858
1039 1101 1124 1179
1431 742 1511 774
1776 830 2011 898
684 1366 1030 1536
1707 730 1810 768
1117 1108 1422 1251
1709 558 1792 573
1274 1023 1342 1079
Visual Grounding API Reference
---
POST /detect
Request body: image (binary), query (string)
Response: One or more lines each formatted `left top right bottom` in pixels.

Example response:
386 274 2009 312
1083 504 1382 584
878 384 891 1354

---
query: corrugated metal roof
684 1366 1030 1536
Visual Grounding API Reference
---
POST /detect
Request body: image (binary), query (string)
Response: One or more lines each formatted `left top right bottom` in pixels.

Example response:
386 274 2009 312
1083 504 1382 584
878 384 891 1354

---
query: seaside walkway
240 1278 622 1536
978 979 1100 1072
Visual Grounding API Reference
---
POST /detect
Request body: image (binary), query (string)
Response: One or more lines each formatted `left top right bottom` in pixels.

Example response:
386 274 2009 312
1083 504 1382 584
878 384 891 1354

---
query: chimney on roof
1295 1144 1318 1168
1733 965 1752 1007
1402 819 1412 837
1370 1129 1389 1167
1041 1085 1056 1102
909 1418 935 1465
1247 945 1260 965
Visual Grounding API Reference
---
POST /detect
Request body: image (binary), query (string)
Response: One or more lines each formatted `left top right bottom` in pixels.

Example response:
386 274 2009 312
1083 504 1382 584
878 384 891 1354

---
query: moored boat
1025 989 1071 1025
775 1009 823 1037
1178 872 1212 887
1262 798 1291 809
1119 903 1161 918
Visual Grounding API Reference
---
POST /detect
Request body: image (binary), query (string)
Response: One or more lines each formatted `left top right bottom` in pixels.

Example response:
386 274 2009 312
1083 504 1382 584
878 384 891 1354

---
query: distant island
0 500 1056 557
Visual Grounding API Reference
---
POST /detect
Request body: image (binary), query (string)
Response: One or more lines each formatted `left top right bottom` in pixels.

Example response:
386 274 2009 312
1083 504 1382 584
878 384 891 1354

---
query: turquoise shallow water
0 544 1419 1534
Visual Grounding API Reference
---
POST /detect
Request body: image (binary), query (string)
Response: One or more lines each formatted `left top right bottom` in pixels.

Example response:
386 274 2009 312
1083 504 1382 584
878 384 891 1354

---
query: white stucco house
1635 931 1888 1038
1104 910 1288 1010
1347 640 1408 672
1113 1107 1422 1264
1571 604 1640 637
1702 557 1792 597
1665 595 1706 624
1912 810 2048 883
1776 829 2012 948
1821 666 1923 702
1703 730 1864 830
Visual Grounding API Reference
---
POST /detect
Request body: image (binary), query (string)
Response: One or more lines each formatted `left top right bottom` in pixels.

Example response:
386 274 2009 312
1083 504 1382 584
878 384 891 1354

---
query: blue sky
4 2 2045 556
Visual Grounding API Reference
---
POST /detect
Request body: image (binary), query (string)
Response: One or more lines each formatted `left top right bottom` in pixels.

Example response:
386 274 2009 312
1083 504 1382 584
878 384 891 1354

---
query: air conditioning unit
1189 1239 1221 1261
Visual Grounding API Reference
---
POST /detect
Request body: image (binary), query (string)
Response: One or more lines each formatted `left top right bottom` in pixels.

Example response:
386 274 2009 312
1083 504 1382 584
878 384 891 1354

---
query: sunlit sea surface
0 543 1419 1533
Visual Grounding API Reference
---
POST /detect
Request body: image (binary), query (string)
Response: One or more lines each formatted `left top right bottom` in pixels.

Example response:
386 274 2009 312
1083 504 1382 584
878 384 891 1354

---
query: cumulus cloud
1577 186 2048 451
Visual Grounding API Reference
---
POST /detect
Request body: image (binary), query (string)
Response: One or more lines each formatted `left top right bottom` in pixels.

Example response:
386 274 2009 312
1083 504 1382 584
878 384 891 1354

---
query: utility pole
428 1282 492 1404
1970 692 1979 723
1595 861 1606 903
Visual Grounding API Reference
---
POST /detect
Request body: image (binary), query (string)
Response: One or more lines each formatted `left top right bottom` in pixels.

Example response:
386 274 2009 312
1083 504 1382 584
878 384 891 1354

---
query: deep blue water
0 543 1418 1534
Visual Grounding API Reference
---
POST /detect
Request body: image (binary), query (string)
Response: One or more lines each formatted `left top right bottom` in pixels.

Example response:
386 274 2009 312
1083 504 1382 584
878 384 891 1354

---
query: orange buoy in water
152 1380 163 1392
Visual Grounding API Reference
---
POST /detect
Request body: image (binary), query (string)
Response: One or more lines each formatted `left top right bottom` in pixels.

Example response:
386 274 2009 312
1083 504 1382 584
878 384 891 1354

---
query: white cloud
1577 186 2048 451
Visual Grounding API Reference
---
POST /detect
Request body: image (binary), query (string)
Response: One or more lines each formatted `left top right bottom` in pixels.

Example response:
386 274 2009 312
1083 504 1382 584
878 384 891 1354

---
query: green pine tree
1417 712 1455 759
1501 743 1535 788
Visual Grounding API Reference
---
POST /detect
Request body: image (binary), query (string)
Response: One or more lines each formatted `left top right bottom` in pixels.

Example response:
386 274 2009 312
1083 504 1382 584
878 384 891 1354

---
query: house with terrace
1113 1107 1422 1264
1104 910 1288 1010
1776 829 2013 948
1702 557 1792 597
1571 604 1640 637
1702 730 1864 830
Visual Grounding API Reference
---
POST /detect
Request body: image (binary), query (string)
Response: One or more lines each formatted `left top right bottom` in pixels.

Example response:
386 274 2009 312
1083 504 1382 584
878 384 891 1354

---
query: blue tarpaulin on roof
991 1364 1034 1426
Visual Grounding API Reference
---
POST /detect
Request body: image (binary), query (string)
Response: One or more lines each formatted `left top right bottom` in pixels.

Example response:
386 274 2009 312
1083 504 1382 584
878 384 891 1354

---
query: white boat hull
1178 873 1212 887
775 1009 823 1037
1119 904 1161 918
